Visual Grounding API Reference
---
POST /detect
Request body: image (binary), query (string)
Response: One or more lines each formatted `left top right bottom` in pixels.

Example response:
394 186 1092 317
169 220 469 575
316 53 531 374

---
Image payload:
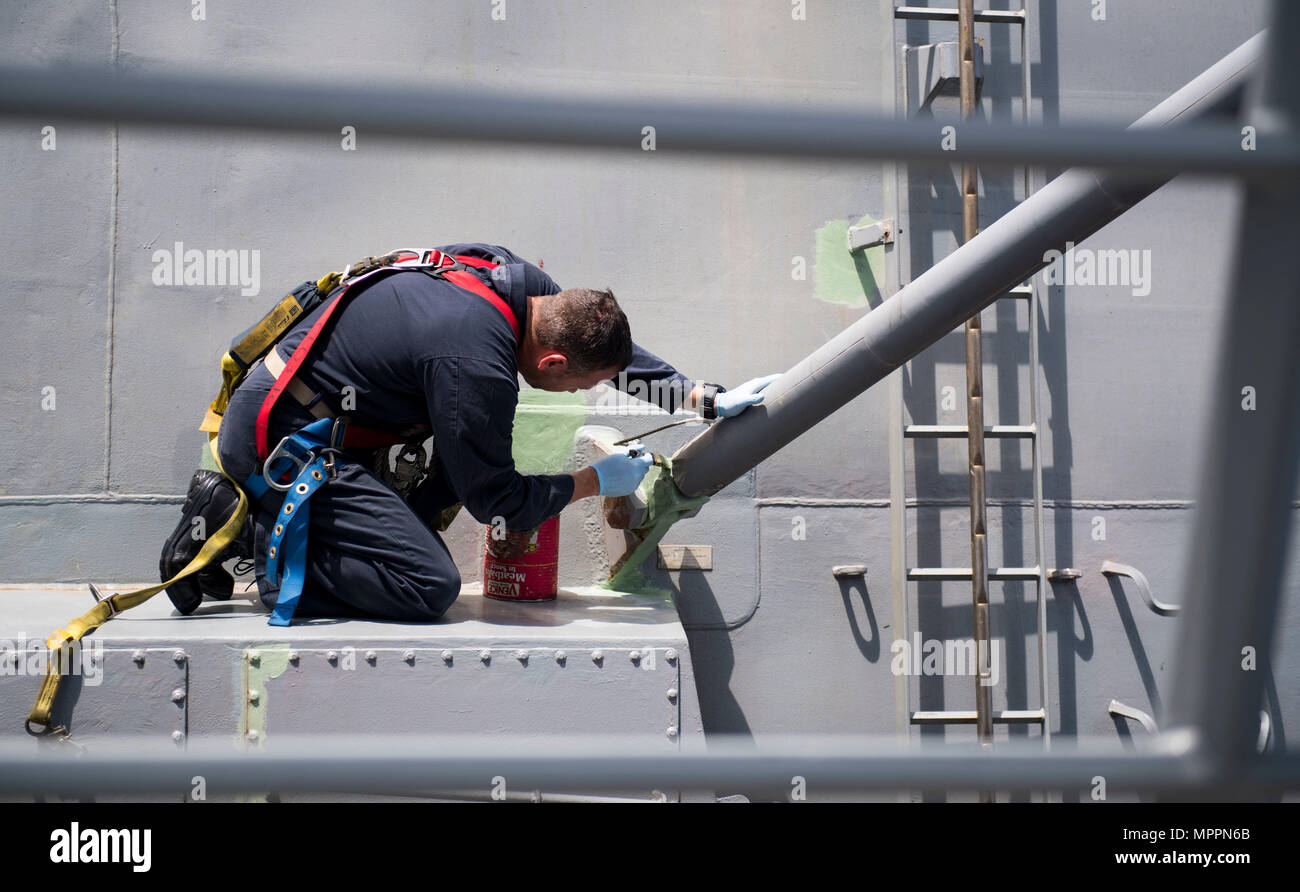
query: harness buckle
320 417 347 478
88 582 120 617
25 719 69 738
262 434 311 492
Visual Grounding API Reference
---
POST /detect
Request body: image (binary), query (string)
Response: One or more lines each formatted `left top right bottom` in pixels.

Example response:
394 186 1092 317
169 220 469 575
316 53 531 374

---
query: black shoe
194 506 256 602
160 469 247 614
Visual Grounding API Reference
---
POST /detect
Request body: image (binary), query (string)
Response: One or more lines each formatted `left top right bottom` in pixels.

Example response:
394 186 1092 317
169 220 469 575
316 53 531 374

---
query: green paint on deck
238 643 292 802
814 215 886 309
512 389 588 474
599 566 675 601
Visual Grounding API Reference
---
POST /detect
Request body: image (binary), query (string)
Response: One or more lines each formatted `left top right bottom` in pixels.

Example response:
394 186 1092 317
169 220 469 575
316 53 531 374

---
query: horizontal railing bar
908 567 1040 580
0 732 1265 796
0 66 1293 177
895 6 1026 24
911 710 1046 724
905 424 1036 438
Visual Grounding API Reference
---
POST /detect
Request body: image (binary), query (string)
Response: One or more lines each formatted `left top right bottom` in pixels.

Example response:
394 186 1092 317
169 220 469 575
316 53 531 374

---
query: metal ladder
881 2 1051 797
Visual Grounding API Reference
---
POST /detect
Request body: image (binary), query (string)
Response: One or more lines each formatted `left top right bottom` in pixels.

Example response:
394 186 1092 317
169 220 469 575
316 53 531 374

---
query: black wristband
700 383 726 420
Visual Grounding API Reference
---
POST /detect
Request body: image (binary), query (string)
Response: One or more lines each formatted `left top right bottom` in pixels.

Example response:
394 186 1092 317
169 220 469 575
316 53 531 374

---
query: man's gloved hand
592 445 655 497
716 374 781 418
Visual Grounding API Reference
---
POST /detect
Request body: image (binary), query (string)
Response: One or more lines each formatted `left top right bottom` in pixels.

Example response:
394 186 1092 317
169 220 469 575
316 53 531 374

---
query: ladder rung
908 567 1041 581
904 424 1036 439
894 6 1026 24
911 709 1045 725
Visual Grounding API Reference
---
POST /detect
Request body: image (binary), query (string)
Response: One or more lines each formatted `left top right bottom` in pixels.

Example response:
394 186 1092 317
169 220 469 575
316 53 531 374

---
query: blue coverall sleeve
611 343 696 414
436 243 528 267
425 356 574 531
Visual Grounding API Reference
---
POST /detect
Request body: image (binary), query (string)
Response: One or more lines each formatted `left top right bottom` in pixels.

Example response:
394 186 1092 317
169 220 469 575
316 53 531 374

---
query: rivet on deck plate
366 650 377 663
666 726 678 739
667 688 678 701
630 650 642 663
247 729 259 742
132 650 146 666
327 650 338 663
516 650 528 663
665 649 678 664
442 650 453 664
592 650 604 664
555 650 567 665
404 649 417 664
289 651 299 663
480 649 491 663
171 688 186 704
247 650 261 664
172 650 187 663
172 730 185 744
248 689 260 705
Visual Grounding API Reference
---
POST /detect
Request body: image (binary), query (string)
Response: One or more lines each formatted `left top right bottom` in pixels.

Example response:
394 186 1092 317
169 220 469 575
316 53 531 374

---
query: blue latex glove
593 445 655 497
716 374 781 418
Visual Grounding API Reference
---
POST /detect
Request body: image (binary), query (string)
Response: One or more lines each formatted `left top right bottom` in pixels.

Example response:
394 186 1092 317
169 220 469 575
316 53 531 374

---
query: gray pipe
0 60 1293 176
671 32 1264 497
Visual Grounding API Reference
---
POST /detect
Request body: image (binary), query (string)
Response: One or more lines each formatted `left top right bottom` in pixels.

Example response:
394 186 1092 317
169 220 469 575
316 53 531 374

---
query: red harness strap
254 251 519 461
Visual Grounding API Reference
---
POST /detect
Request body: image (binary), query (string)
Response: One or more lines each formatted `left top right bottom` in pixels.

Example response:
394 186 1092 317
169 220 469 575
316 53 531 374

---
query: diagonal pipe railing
670 31 1266 497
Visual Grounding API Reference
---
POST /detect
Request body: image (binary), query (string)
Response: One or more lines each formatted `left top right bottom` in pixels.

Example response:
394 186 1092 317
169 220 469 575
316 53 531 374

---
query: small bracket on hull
1101 560 1181 616
1108 699 1159 735
903 40 985 118
848 219 894 251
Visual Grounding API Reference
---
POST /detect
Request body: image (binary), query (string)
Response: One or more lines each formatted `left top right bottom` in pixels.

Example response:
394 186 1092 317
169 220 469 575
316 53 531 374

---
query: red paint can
482 516 559 601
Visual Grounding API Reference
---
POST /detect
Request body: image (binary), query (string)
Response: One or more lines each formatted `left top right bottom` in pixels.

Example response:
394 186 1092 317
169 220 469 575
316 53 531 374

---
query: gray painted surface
0 583 703 800
0 0 1295 798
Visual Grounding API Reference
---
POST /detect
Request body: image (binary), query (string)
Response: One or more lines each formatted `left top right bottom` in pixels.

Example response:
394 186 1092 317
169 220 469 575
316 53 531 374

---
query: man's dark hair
533 287 633 374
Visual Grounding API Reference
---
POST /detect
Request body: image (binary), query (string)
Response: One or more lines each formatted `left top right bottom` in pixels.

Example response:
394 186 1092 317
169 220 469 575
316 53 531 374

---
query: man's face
522 359 621 393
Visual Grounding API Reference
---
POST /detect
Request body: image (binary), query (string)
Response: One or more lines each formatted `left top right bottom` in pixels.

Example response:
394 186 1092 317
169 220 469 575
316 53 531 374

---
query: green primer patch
238 643 293 802
512 389 588 474
814 214 886 309
197 437 219 472
599 458 707 599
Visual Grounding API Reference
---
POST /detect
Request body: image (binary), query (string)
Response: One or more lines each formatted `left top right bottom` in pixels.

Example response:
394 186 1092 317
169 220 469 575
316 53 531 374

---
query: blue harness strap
242 417 345 627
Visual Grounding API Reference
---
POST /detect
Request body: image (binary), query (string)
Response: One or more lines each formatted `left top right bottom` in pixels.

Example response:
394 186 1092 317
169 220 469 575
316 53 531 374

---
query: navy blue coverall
216 244 694 621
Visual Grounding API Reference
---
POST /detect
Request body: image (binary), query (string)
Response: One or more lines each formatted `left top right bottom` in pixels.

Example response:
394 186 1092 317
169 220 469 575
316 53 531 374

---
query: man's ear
538 352 569 371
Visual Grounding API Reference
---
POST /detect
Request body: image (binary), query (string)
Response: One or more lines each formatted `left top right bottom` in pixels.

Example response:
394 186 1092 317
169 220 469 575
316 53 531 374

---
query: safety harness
27 249 517 735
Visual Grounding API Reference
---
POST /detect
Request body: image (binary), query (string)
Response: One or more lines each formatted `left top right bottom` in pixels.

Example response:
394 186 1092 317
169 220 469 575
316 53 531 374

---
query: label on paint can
483 516 559 601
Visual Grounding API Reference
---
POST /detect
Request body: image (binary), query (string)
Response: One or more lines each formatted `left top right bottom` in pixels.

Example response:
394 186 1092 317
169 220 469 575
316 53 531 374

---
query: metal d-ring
262 434 308 493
